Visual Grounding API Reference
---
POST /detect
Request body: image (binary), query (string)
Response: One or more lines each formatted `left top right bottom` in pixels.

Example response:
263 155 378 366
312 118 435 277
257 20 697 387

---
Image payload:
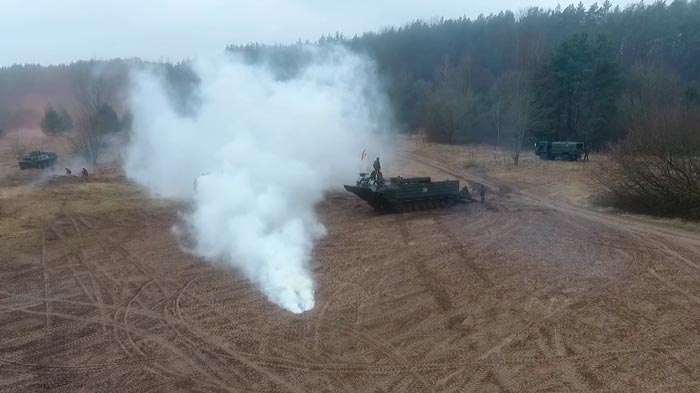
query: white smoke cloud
124 47 389 313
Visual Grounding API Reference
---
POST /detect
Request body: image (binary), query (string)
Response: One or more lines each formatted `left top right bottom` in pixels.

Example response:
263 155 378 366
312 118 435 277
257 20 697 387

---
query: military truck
18 151 57 170
344 172 470 212
534 141 584 161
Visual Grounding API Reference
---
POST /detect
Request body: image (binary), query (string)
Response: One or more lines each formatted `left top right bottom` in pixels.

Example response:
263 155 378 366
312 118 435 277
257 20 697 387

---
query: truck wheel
562 153 570 161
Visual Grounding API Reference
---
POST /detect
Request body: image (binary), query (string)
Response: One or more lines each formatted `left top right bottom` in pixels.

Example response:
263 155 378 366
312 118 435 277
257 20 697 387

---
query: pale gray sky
1 0 630 66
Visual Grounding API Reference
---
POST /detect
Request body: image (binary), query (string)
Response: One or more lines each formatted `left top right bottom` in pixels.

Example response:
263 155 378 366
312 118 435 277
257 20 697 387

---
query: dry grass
0 130 173 249
0 172 176 251
406 135 602 207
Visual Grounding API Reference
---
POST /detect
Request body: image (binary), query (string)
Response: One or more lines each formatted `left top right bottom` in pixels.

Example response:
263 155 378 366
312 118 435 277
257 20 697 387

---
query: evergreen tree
93 104 121 134
531 33 621 145
40 106 72 135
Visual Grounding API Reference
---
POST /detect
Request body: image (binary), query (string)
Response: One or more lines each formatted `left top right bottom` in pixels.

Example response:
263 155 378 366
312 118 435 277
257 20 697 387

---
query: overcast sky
1 0 631 66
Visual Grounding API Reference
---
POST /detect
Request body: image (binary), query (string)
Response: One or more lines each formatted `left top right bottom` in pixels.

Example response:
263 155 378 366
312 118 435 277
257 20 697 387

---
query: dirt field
2 135 700 392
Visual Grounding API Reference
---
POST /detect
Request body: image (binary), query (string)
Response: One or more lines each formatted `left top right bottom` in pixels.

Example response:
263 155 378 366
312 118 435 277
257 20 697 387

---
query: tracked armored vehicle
18 151 57 170
344 172 470 213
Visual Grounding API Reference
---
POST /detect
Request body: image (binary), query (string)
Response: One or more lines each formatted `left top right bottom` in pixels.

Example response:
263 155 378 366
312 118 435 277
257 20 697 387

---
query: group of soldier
65 167 89 179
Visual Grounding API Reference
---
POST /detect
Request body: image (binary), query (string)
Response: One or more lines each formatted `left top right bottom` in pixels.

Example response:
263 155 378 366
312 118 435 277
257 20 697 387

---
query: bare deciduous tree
509 71 535 166
493 29 544 164
70 71 117 165
494 70 536 165
596 64 700 218
489 77 508 147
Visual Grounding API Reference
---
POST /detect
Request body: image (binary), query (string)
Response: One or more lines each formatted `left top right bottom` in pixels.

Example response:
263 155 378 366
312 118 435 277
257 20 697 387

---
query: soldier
65 168 72 176
479 184 486 203
81 168 89 179
372 157 383 185
375 170 385 186
460 186 472 201
369 170 376 182
583 148 589 162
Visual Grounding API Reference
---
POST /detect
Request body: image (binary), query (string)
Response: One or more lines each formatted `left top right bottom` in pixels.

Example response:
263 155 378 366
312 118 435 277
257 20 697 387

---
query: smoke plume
124 47 389 313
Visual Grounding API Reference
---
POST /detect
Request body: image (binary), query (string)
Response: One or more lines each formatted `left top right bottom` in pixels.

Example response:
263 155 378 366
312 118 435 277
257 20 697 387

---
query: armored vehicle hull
344 175 468 212
18 151 57 170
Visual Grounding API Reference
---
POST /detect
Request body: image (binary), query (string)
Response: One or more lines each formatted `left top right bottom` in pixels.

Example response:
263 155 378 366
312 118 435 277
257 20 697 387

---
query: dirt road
1 146 700 392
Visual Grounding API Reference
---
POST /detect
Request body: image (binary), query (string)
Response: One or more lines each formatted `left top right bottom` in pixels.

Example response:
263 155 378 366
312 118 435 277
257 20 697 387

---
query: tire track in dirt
0 302 240 393
401 148 700 392
396 215 454 313
155 275 316 393
2 284 696 372
77 212 172 299
164 278 251 387
5 218 209 390
51 222 111 333
434 215 494 288
39 227 50 342
402 149 700 251
317 319 433 390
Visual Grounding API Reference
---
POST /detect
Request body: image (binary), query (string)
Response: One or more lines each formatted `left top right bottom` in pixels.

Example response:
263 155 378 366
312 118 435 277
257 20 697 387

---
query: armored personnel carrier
18 151 57 170
344 171 470 212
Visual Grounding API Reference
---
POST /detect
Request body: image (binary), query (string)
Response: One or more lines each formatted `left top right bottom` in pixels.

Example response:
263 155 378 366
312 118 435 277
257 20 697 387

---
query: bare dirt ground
2 135 700 392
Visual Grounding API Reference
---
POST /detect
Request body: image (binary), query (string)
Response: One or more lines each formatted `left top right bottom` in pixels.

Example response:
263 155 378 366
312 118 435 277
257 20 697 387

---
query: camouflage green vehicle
535 141 584 161
18 151 57 170
344 172 470 212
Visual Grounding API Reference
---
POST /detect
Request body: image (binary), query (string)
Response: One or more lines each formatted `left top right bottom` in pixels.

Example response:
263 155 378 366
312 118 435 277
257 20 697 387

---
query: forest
230 0 700 150
2 2 699 147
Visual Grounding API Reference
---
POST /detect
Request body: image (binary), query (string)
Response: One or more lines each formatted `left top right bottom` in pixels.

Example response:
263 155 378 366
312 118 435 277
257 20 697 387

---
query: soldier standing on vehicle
81 168 89 179
372 157 382 185
479 184 486 203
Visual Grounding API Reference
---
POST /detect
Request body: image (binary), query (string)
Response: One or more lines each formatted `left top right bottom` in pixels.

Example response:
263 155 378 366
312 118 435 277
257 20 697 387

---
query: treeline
0 59 197 133
0 59 197 165
230 0 700 149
